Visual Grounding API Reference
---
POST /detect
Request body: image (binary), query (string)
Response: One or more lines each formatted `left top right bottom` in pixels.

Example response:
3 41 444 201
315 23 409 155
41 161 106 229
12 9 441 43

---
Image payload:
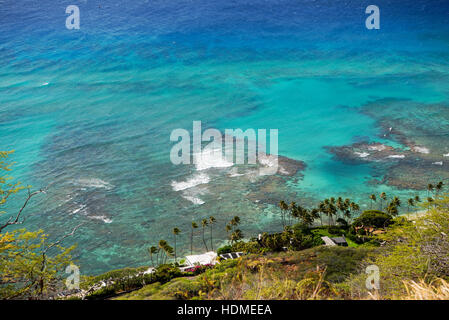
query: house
183 251 218 268
219 252 245 260
321 235 348 247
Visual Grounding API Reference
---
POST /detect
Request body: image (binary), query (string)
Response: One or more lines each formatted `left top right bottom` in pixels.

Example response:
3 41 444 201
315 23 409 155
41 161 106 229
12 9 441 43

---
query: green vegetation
352 210 393 229
2 149 449 300
0 151 76 299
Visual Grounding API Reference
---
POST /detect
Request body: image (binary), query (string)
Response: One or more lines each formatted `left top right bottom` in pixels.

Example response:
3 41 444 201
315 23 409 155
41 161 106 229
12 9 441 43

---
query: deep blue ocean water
1 0 449 274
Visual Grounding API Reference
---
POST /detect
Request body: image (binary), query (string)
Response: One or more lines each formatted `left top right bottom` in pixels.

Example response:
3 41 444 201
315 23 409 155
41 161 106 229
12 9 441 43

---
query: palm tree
148 246 158 267
310 208 320 225
230 216 241 227
426 197 434 213
201 219 209 251
380 192 387 211
158 239 168 263
289 201 296 226
230 229 243 244
369 194 376 209
172 227 180 263
386 203 398 216
427 184 434 198
209 216 216 251
336 197 344 220
318 202 325 226
279 201 288 229
407 198 415 213
392 196 401 208
163 244 174 264
414 195 421 203
436 181 444 197
191 222 198 254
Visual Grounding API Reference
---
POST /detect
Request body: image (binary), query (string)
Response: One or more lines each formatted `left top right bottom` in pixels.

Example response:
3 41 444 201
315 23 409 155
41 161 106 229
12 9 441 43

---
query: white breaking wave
227 168 245 177
388 155 405 159
74 178 114 190
443 153 449 157
354 151 370 158
171 173 210 191
71 204 87 214
89 215 113 224
257 154 280 175
432 161 443 166
412 146 430 154
368 144 386 151
194 147 234 171
182 195 205 205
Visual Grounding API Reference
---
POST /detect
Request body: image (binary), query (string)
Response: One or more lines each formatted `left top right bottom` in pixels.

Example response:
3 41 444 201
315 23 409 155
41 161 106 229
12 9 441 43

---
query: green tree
230 229 243 245
435 181 444 196
201 219 209 252
172 228 180 263
369 194 376 210
148 246 159 267
0 151 76 299
407 198 415 213
427 184 434 198
380 192 387 211
209 216 216 251
278 201 288 229
190 222 198 255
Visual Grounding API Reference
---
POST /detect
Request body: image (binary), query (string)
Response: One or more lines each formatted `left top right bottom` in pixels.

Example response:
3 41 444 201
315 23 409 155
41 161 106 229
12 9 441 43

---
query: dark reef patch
326 99 449 190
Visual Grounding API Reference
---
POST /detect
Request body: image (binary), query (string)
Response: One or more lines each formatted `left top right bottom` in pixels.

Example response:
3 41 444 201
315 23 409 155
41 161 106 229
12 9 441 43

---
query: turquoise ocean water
1 0 449 274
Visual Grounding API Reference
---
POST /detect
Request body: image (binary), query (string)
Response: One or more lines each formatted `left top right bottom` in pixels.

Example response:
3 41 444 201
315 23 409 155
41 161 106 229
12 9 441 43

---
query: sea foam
194 147 234 171
171 173 210 191
74 178 114 190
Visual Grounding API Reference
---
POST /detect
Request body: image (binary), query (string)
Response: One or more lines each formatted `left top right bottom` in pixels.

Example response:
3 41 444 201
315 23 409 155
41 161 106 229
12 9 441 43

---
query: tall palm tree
209 216 216 251
407 198 415 213
148 246 158 267
172 227 180 263
426 197 434 213
436 181 444 197
427 184 434 198
414 195 421 203
336 197 344 220
327 203 337 226
225 224 232 243
230 229 243 244
191 222 198 254
289 201 296 226
158 239 168 263
318 202 325 226
386 203 398 216
279 201 288 229
162 244 174 264
392 196 401 208
230 216 241 227
310 208 320 226
369 194 376 210
380 192 387 211
201 219 209 252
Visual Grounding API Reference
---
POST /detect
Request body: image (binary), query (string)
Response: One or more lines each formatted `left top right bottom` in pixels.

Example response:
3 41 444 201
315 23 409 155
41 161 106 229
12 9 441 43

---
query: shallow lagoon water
1 0 449 274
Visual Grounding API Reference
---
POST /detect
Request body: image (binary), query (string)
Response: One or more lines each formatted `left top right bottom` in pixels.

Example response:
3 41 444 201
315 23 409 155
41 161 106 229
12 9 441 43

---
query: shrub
217 245 233 255
352 210 393 228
